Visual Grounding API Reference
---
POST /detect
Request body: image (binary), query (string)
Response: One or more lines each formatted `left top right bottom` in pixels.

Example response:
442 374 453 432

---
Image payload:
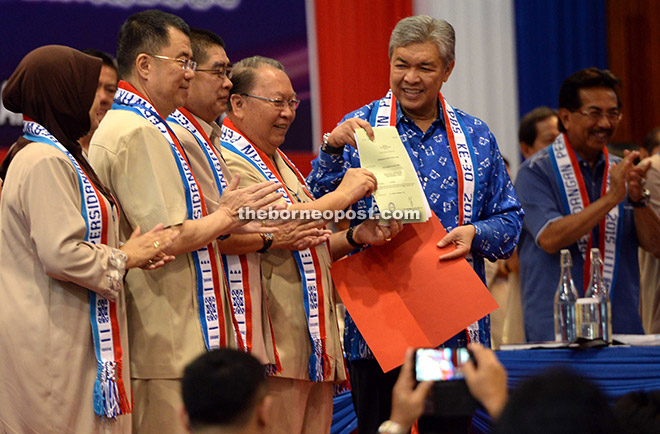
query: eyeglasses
242 93 300 110
147 54 197 71
196 67 232 79
575 108 622 124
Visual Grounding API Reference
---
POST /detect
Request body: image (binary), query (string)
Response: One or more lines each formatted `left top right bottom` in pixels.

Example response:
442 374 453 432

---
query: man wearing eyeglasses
515 67 660 342
89 11 283 433
166 29 301 372
220 55 402 434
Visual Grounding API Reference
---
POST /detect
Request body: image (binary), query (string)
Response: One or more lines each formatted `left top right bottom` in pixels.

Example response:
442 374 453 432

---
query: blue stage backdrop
0 0 312 153
514 0 608 119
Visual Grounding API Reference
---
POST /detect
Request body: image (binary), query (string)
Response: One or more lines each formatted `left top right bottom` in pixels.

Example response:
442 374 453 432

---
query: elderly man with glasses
89 11 283 433
220 55 402 434
515 67 660 343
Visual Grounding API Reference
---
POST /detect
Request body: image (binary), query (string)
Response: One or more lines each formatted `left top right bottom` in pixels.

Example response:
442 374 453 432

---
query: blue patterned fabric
472 346 660 433
307 98 523 360
515 147 644 342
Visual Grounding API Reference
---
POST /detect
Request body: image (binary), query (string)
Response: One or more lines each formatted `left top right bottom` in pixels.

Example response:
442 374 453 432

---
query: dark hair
518 106 558 146
182 348 266 429
493 367 621 434
116 9 190 79
228 56 285 112
642 127 660 155
613 390 660 434
558 68 621 133
81 49 118 72
189 28 226 65
1 46 114 202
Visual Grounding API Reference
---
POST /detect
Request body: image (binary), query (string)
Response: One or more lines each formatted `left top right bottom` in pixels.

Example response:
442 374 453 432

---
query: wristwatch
630 188 651 208
346 226 367 249
320 132 345 155
257 232 274 253
377 420 407 434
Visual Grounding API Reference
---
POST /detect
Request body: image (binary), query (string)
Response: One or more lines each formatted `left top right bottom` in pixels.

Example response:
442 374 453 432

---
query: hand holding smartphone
413 347 478 417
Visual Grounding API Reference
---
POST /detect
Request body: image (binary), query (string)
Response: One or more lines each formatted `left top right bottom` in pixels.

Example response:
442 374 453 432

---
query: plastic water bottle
584 248 612 343
554 249 578 343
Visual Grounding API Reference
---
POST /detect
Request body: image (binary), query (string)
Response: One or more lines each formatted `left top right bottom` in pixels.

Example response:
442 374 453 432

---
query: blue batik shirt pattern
307 98 524 360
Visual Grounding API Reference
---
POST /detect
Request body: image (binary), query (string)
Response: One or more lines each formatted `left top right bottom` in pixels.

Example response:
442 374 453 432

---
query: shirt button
421 145 425 150
424 177 429 182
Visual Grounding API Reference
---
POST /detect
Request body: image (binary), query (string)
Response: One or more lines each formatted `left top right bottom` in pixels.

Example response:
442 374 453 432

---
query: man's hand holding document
331 127 497 372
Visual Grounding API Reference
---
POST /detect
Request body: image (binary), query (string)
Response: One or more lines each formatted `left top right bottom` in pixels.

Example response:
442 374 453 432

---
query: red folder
332 216 498 372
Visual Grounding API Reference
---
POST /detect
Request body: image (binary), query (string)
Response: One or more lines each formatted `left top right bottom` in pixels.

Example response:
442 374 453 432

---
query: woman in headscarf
0 45 177 433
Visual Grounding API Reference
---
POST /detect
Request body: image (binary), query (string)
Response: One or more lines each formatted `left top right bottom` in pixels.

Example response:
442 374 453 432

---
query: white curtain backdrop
414 0 520 175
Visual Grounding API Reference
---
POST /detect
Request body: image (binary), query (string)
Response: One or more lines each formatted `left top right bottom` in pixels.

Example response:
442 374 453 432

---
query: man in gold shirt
221 55 401 433
90 11 281 433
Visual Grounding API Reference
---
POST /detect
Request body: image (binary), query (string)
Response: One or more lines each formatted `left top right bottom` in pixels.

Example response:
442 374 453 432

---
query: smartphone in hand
414 347 473 382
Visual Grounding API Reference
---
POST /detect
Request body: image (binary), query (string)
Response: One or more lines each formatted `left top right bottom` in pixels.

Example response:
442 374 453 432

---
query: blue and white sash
548 133 622 296
23 118 131 418
371 90 481 342
113 81 227 350
168 108 253 353
222 117 329 381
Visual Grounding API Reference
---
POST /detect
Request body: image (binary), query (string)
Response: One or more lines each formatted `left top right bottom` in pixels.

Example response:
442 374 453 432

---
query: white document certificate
355 126 430 223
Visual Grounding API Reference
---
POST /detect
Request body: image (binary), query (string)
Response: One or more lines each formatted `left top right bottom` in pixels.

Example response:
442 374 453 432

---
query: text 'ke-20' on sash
548 133 622 296
112 81 227 351
23 118 131 418
221 117 330 381
370 89 482 343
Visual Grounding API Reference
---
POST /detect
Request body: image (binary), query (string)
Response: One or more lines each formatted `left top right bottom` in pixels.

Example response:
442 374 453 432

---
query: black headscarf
0 45 112 201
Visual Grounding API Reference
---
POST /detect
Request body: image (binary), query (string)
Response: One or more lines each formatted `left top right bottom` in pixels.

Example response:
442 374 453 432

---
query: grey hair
389 15 455 68
228 56 286 112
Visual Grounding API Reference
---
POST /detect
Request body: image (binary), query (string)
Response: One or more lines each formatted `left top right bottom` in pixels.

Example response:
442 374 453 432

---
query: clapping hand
217 174 284 233
120 223 178 270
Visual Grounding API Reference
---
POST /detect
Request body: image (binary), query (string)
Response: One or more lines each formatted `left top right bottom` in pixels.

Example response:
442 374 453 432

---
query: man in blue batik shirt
515 68 660 343
306 15 523 434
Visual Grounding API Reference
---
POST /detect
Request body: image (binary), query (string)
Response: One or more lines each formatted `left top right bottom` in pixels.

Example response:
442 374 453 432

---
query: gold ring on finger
153 240 160 249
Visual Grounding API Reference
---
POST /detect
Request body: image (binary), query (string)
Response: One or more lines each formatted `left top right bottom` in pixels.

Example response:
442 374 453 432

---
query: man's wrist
257 232 274 253
346 226 367 249
483 392 508 420
629 188 651 208
378 420 407 434
320 132 345 154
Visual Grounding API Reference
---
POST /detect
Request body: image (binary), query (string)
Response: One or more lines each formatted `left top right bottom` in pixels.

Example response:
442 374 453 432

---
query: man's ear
520 141 533 159
442 59 456 83
178 405 192 433
229 94 246 119
256 395 273 428
558 108 572 133
134 53 152 80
